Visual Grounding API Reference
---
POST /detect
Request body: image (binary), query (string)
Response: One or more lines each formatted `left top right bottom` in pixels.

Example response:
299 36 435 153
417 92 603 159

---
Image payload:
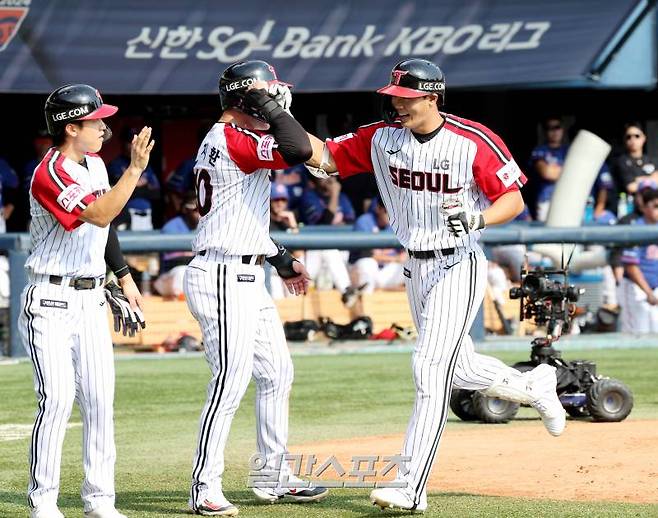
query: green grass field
1 348 657 517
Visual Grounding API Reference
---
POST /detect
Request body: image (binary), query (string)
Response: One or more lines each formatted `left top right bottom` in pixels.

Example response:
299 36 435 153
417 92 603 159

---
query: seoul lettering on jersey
388 166 461 194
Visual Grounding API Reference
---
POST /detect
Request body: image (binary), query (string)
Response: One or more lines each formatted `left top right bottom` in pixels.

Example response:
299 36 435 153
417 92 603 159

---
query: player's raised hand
129 126 155 173
282 261 311 296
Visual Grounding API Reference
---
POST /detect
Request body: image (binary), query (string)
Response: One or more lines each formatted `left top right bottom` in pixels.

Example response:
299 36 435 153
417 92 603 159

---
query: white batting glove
447 211 485 237
268 83 292 114
305 164 333 179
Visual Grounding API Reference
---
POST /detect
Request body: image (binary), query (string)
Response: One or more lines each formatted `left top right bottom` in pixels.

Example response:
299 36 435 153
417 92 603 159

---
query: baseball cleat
84 505 127 518
529 364 566 437
193 498 238 516
252 485 329 503
30 505 65 518
370 488 426 513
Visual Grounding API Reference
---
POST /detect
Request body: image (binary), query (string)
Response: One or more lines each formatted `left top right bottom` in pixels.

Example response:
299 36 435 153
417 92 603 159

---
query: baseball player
305 59 566 512
19 84 154 518
184 60 328 516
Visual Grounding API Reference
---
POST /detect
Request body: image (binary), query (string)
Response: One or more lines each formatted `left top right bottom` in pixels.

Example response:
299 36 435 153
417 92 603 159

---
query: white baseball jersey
26 148 109 277
20 146 117 513
327 113 554 510
192 123 291 256
326 113 527 251
185 121 299 508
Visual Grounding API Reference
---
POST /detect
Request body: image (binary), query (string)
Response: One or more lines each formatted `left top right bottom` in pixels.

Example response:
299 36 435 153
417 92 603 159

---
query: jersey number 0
195 169 213 217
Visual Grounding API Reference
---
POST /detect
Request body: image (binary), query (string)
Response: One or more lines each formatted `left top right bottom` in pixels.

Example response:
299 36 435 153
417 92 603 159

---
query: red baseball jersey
326 113 526 250
26 148 109 277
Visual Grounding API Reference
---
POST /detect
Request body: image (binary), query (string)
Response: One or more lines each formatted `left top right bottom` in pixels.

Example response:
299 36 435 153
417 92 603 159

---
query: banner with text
0 0 642 94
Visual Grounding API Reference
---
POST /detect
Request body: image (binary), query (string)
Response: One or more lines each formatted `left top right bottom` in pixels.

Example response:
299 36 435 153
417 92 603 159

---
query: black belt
198 250 265 265
407 248 455 259
49 275 103 290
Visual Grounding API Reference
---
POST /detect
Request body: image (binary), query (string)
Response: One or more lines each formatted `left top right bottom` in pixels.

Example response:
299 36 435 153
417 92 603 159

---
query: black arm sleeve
243 89 312 166
105 226 130 278
266 239 298 279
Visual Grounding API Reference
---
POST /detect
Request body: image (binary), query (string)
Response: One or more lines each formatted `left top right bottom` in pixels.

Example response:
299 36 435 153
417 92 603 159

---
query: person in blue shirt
618 187 658 333
108 127 161 230
529 117 613 223
165 156 196 214
299 175 355 225
351 197 405 293
298 175 357 306
153 192 200 298
272 163 308 211
0 156 19 233
0 156 17 307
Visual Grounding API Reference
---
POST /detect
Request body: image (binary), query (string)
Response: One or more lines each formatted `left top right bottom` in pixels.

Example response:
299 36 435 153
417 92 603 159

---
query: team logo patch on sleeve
40 299 68 309
56 183 88 212
496 160 521 188
237 274 255 282
257 134 276 161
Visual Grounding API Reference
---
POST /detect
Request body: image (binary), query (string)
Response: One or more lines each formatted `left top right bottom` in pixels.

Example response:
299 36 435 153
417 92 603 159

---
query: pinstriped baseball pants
19 281 116 513
184 254 294 507
399 245 510 507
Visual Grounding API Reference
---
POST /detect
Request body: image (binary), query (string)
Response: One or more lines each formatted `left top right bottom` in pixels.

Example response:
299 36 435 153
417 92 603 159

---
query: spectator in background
21 131 53 191
0 155 15 308
609 179 658 293
15 131 53 231
618 187 658 333
270 182 298 232
529 116 566 221
165 124 212 217
153 192 200 299
165 154 196 215
612 123 658 199
272 163 308 211
299 175 355 226
268 183 300 300
0 155 18 233
529 116 614 223
350 197 405 293
298 175 358 307
108 127 161 230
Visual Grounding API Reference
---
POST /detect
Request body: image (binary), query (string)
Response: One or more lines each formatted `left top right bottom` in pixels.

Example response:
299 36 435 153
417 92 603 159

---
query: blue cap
270 183 289 200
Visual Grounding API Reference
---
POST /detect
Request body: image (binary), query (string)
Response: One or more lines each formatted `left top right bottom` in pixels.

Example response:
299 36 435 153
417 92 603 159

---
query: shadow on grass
116 488 429 516
1 489 492 517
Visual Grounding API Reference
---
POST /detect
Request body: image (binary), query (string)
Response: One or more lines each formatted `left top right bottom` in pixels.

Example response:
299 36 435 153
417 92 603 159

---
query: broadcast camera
450 254 633 425
509 266 582 340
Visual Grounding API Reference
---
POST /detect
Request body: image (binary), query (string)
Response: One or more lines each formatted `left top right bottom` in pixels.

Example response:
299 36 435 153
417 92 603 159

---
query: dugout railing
2 224 658 358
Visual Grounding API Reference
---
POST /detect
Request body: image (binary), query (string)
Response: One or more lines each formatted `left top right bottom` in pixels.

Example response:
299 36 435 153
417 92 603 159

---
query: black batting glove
104 281 146 337
243 88 285 123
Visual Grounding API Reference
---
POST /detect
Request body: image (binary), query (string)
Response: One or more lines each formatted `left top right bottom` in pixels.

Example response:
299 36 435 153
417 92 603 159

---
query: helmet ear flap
380 96 397 124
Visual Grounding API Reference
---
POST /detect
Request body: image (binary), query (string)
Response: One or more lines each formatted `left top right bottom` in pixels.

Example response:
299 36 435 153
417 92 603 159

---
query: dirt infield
295 419 658 503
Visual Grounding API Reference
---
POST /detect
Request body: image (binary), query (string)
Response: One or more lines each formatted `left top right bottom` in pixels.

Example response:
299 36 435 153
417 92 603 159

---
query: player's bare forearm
537 161 561 181
595 189 607 217
80 170 143 227
482 190 525 227
81 127 154 227
118 273 145 310
306 133 337 172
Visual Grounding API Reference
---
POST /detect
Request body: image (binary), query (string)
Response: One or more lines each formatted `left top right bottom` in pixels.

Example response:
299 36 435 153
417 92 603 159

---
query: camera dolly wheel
586 378 634 422
471 392 520 423
449 389 478 421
